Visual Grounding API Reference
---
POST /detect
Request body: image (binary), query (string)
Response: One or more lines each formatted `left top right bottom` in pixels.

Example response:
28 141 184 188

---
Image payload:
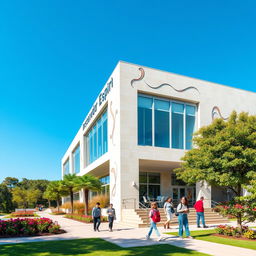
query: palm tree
76 175 102 215
60 174 80 214
44 181 69 211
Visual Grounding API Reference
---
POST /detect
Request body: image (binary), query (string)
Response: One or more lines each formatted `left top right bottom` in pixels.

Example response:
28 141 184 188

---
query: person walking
176 197 192 239
107 203 116 232
92 202 101 232
146 202 162 241
163 197 174 229
194 196 208 228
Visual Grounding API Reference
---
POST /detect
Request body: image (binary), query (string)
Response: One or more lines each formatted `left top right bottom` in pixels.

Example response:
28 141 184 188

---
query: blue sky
0 1 256 182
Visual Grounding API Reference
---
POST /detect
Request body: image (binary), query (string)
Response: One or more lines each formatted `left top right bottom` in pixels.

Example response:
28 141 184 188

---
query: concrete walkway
0 212 255 256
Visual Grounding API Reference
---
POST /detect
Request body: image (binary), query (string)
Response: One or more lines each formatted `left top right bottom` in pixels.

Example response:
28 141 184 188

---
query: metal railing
122 198 137 209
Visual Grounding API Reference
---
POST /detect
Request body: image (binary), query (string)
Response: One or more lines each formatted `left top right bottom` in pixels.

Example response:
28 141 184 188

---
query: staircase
121 208 229 228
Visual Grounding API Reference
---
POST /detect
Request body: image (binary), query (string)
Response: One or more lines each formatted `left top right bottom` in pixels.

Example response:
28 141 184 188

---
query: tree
2 177 19 189
76 175 102 215
44 181 69 211
18 178 50 207
12 187 41 209
175 111 256 229
0 184 13 213
60 174 80 214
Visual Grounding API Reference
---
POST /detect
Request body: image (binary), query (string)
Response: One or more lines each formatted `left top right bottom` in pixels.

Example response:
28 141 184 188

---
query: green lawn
166 230 256 250
0 238 209 256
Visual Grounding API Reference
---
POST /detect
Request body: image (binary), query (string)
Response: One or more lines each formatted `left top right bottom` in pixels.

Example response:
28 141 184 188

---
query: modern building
61 61 256 221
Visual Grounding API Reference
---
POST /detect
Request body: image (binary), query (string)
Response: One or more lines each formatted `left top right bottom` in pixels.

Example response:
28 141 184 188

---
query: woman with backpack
146 202 162 241
176 197 192 239
163 197 174 229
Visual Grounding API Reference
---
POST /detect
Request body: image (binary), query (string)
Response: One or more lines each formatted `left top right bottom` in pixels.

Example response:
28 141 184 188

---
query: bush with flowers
213 198 256 231
0 218 61 237
10 211 37 217
215 225 255 239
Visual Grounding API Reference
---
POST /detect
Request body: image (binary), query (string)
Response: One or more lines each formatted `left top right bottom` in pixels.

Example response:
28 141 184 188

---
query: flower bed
215 225 256 240
65 214 108 223
50 211 66 215
10 211 37 217
0 218 64 237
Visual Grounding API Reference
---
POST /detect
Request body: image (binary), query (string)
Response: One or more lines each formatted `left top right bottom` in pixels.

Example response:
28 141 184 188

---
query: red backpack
151 209 161 223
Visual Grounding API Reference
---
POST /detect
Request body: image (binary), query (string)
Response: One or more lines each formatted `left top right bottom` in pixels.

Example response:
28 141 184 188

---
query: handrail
211 200 222 208
122 198 136 209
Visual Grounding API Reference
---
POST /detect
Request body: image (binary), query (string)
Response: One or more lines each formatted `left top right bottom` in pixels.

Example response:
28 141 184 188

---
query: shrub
61 201 85 214
89 194 110 210
48 223 61 233
0 218 61 237
215 225 255 239
243 229 256 239
51 211 66 215
65 214 108 223
10 211 36 217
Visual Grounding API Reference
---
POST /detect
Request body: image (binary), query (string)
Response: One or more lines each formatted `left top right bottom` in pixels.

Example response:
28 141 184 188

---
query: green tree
44 181 69 211
175 111 256 229
0 184 13 213
18 178 50 207
61 174 80 214
12 187 41 209
76 175 102 215
2 177 19 189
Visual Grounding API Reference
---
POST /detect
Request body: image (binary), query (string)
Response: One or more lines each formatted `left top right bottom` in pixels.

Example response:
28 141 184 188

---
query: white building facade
61 61 256 221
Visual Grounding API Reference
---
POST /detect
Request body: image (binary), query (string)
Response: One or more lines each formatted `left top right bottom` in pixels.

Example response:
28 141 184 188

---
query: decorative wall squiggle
111 162 117 197
130 67 145 87
145 82 200 94
212 106 228 121
110 101 118 146
130 67 199 94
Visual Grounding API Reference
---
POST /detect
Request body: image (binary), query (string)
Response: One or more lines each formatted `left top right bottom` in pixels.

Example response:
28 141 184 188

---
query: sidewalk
0 212 255 256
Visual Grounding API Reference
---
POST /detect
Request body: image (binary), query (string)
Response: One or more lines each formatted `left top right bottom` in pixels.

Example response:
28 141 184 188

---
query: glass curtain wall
85 110 108 166
73 145 80 174
63 159 70 175
138 95 196 150
138 96 153 145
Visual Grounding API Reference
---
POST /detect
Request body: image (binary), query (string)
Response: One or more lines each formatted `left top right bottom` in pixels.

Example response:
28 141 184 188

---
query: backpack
151 209 161 223
175 204 189 216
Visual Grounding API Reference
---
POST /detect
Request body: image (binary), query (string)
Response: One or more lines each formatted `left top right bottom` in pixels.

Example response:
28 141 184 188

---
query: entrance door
171 186 195 206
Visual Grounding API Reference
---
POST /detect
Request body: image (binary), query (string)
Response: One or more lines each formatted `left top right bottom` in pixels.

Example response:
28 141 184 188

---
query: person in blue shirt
92 202 101 232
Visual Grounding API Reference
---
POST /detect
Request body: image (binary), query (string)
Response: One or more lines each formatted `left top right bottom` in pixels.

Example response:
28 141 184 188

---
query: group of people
91 196 207 241
147 196 207 240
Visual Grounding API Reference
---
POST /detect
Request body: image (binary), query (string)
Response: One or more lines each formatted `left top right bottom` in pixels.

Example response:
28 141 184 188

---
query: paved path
0 212 255 256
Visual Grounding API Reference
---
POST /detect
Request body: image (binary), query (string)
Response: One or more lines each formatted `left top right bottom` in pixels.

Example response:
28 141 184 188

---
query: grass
0 213 8 216
0 238 209 256
166 229 256 250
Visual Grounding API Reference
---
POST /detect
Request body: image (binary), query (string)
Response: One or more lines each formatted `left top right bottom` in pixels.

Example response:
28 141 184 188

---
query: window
139 172 161 201
85 110 108 166
171 173 186 186
138 96 153 146
154 99 170 147
63 159 70 175
94 175 110 196
73 145 80 174
185 105 196 149
137 94 197 150
172 102 184 149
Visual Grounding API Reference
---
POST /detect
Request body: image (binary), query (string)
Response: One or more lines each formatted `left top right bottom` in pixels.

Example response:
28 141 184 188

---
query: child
177 197 192 239
92 202 101 232
146 202 162 241
107 203 116 232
